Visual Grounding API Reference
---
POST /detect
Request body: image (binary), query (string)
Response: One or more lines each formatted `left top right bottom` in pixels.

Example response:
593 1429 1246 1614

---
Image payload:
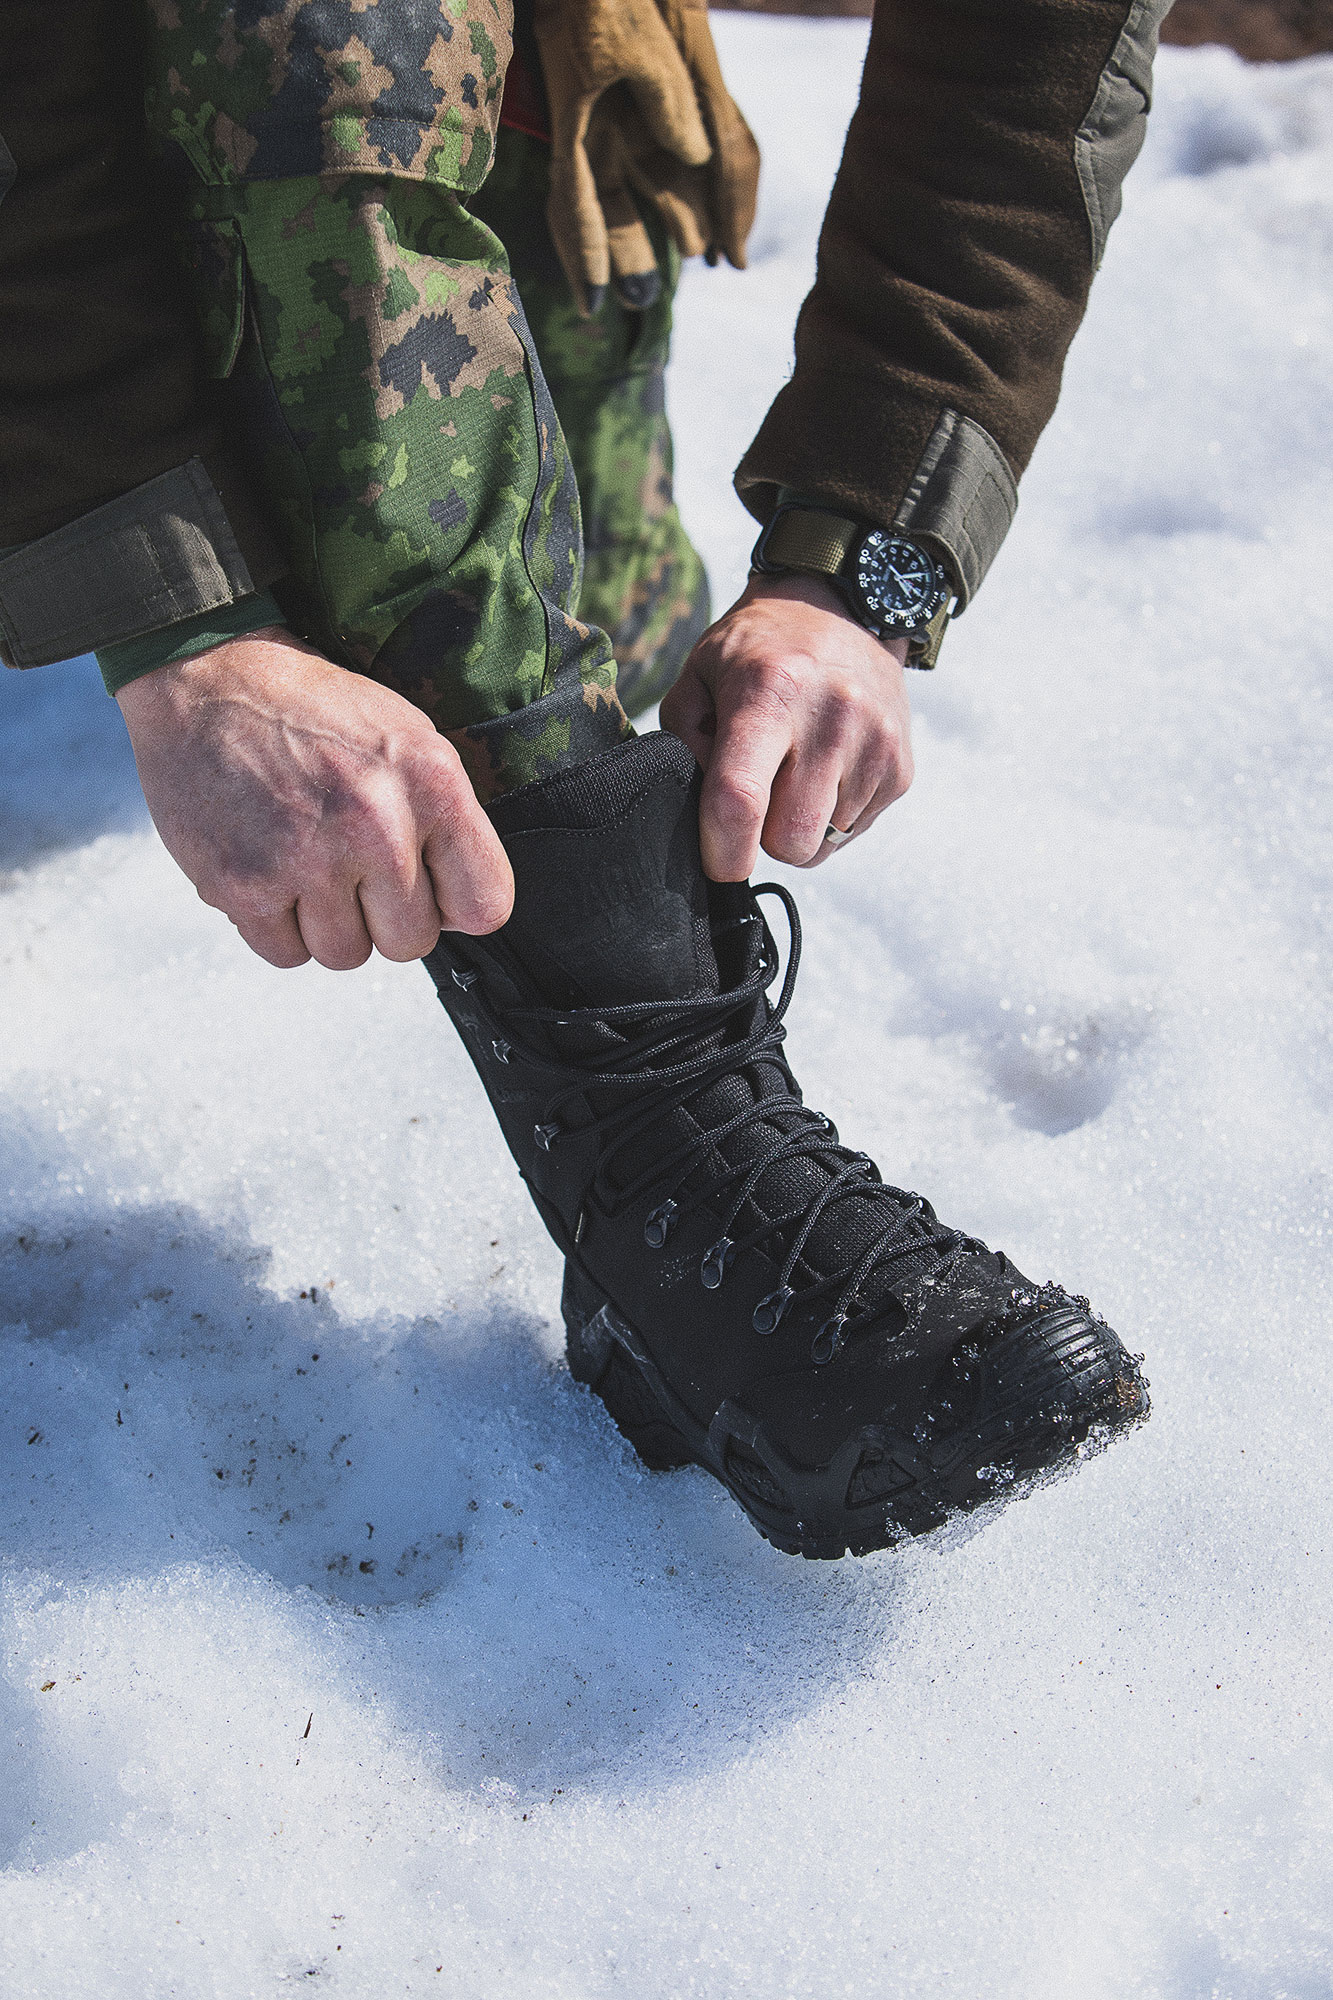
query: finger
650 176 711 260
422 808 515 937
810 718 914 863
228 905 311 970
533 26 610 312
660 668 717 768
842 715 915 826
357 857 445 963
293 887 375 972
698 692 794 882
835 781 908 848
761 744 844 868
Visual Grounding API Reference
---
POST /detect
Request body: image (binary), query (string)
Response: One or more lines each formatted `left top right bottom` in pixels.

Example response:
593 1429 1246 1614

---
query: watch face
852 531 949 634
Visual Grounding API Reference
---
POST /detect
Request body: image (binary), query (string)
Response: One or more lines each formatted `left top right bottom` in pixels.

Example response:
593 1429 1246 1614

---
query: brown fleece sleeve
736 0 1162 594
0 0 249 544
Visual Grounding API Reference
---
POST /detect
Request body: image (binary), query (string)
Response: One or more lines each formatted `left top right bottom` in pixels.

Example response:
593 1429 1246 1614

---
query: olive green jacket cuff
0 455 284 678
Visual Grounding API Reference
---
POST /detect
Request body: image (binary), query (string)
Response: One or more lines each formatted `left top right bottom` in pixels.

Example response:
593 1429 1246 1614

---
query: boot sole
562 1260 1149 1560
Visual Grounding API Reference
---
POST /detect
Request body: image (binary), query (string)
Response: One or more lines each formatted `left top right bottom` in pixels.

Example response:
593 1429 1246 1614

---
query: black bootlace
454 886 980 1364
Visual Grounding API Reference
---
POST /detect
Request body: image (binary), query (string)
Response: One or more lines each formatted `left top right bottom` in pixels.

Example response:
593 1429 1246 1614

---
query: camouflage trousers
471 131 710 718
178 132 709 800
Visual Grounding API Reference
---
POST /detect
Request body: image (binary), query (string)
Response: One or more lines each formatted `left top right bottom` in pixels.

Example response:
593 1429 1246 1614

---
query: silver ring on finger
823 821 858 849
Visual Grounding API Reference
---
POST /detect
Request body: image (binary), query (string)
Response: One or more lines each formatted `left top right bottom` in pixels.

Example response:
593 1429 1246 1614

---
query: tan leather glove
533 0 761 315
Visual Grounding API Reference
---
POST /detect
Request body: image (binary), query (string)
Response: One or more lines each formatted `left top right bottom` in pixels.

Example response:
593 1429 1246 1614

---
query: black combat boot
424 733 1148 1558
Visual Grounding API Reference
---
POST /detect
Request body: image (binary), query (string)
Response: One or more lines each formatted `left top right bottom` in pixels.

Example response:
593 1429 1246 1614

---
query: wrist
751 502 954 666
741 571 911 668
113 624 301 720
99 592 289 699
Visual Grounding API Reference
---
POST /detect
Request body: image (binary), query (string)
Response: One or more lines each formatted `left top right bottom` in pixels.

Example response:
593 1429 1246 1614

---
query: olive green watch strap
760 506 859 578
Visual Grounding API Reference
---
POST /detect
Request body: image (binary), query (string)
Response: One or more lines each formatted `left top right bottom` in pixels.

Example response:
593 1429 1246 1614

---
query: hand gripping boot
424 733 1148 1558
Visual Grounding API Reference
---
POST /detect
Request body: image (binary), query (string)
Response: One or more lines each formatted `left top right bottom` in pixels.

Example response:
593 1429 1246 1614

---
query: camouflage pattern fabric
182 170 627 798
471 127 710 716
143 0 511 192
147 3 705 796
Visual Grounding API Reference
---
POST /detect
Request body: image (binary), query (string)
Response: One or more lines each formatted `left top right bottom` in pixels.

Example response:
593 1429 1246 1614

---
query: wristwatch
751 503 955 667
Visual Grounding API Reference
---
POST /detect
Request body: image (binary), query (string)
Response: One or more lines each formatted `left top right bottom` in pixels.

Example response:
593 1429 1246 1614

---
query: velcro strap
0 459 257 668
893 410 1017 608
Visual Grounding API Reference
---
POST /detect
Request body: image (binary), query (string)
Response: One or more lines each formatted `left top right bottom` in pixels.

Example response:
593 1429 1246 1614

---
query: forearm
736 0 1170 603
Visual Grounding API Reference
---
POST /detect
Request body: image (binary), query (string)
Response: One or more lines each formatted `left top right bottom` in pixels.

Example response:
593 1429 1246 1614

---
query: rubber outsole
562 1261 1150 1559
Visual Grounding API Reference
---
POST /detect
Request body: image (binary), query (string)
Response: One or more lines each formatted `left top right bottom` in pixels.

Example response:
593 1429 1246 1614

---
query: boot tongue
486 732 720 1008
485 735 948 1310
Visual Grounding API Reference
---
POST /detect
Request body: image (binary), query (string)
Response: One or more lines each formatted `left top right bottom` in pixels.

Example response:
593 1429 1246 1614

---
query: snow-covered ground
3 20 1332 1995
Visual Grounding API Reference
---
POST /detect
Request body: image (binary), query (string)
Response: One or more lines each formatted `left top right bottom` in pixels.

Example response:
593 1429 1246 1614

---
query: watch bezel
847 526 950 641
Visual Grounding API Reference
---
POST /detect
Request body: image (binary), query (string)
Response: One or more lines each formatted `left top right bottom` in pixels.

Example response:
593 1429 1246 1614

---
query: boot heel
561 1263 694 1472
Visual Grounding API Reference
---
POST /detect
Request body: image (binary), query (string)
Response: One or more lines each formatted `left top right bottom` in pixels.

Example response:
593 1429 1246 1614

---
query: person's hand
116 628 514 969
660 572 913 881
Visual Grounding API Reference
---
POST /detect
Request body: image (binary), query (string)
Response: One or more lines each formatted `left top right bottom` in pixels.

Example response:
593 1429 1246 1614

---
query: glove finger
623 60 711 169
536 0 710 169
587 107 663 309
607 217 662 310
659 0 735 107
534 23 614 314
605 6 711 168
624 147 711 261
699 95 761 268
546 123 611 318
652 0 761 266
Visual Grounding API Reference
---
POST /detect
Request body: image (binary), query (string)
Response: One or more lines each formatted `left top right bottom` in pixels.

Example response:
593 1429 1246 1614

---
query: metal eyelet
752 1286 794 1335
451 967 477 990
533 1122 560 1152
811 1313 847 1365
491 1039 511 1064
700 1237 734 1290
644 1199 677 1248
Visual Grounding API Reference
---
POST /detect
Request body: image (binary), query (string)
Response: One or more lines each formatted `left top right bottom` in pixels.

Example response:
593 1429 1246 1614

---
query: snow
3 20 1332 1995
